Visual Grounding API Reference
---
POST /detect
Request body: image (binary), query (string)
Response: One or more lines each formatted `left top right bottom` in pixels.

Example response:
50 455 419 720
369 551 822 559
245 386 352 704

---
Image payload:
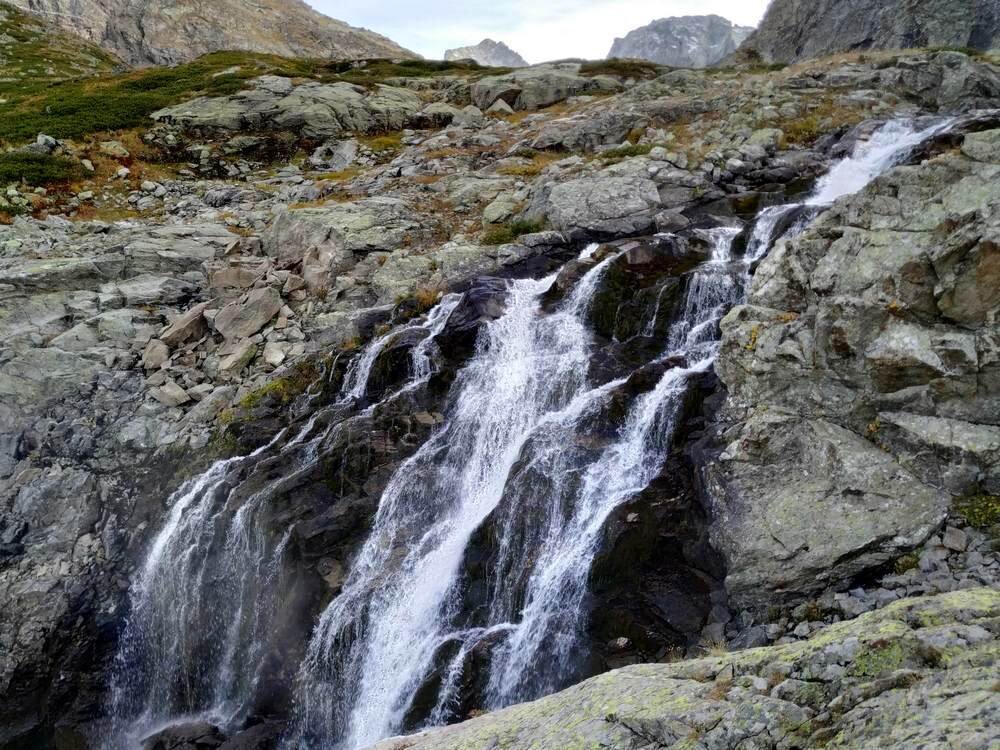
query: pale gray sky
308 1 772 63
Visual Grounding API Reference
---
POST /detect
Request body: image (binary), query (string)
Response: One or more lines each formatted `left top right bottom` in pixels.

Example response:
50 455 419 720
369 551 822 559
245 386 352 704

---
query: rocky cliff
739 0 1000 64
608 15 753 68
1 19 1000 750
5 0 416 66
444 39 528 68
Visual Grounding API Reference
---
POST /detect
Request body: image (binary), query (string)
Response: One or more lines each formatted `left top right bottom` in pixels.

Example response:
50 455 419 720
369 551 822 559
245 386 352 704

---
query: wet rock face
705 128 1000 610
740 0 1000 64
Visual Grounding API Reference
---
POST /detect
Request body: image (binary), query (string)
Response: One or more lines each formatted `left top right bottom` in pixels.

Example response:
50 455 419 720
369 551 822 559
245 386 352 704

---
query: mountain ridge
5 0 417 66
444 38 528 68
608 15 754 68
738 0 1000 63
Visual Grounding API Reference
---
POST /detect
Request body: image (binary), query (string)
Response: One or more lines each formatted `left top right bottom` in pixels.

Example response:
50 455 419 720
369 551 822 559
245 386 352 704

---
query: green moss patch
954 494 1000 531
849 640 906 678
580 59 663 80
238 360 321 410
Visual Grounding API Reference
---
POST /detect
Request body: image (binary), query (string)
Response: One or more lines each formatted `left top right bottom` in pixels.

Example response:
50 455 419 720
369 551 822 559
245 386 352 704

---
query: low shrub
481 219 545 245
580 58 662 80
0 151 82 186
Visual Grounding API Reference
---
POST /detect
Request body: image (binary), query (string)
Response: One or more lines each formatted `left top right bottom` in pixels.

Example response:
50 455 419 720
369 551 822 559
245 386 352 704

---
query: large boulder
538 176 662 238
705 129 1000 609
153 79 424 138
213 287 283 340
470 63 611 111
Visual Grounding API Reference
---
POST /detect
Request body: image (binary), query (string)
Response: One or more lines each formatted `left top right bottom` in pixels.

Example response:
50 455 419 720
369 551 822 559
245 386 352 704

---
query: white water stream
108 117 955 750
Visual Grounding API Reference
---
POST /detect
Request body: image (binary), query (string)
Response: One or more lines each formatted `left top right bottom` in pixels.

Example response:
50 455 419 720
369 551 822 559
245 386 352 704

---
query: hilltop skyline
307 0 771 63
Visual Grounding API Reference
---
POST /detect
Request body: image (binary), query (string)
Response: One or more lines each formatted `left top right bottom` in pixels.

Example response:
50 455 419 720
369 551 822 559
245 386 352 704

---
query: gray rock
541 175 662 237
151 379 191 407
213 287 283 341
740 0 1000 64
470 63 605 111
707 132 1000 610
142 339 170 370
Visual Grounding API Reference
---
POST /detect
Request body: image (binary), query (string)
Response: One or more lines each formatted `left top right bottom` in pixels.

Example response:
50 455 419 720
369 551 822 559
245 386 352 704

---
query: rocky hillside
739 0 1000 64
707 120 1000 610
0 1 119 93
608 15 753 68
444 39 528 68
1 11 1000 748
5 0 415 66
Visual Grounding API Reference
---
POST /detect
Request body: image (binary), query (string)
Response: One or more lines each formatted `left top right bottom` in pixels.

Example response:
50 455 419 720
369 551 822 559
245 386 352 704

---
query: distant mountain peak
444 38 528 68
609 15 754 68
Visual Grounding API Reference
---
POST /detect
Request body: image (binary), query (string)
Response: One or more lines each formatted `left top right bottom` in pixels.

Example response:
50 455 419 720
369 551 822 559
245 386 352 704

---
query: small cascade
807 118 955 206
340 296 461 401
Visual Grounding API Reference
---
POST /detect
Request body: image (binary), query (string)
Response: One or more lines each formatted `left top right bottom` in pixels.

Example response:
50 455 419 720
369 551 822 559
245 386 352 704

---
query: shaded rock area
369 589 1000 750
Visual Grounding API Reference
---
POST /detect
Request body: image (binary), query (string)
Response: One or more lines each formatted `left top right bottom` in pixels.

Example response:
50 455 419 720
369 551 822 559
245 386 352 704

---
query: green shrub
0 151 81 186
600 143 654 161
893 553 920 575
580 58 662 80
481 219 545 245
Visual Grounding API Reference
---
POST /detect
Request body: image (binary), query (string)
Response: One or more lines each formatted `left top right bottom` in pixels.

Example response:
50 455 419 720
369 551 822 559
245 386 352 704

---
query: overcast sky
308 1 772 63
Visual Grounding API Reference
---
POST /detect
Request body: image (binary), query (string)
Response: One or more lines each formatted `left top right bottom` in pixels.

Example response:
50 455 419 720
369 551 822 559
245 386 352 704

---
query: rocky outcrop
469 63 618 111
369 589 1000 750
609 15 754 68
705 126 1000 609
444 39 528 68
5 0 415 66
738 0 1000 64
151 76 425 140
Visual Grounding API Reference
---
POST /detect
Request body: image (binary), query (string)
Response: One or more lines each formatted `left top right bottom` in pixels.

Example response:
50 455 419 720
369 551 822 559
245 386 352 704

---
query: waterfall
104 298 461 748
106 116 960 750
292 251 624 749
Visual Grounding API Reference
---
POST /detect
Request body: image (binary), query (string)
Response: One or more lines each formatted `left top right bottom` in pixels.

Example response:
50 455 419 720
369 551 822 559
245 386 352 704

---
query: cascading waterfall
293 251 624 749
480 227 744 710
104 297 461 748
807 118 955 206
107 116 959 750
